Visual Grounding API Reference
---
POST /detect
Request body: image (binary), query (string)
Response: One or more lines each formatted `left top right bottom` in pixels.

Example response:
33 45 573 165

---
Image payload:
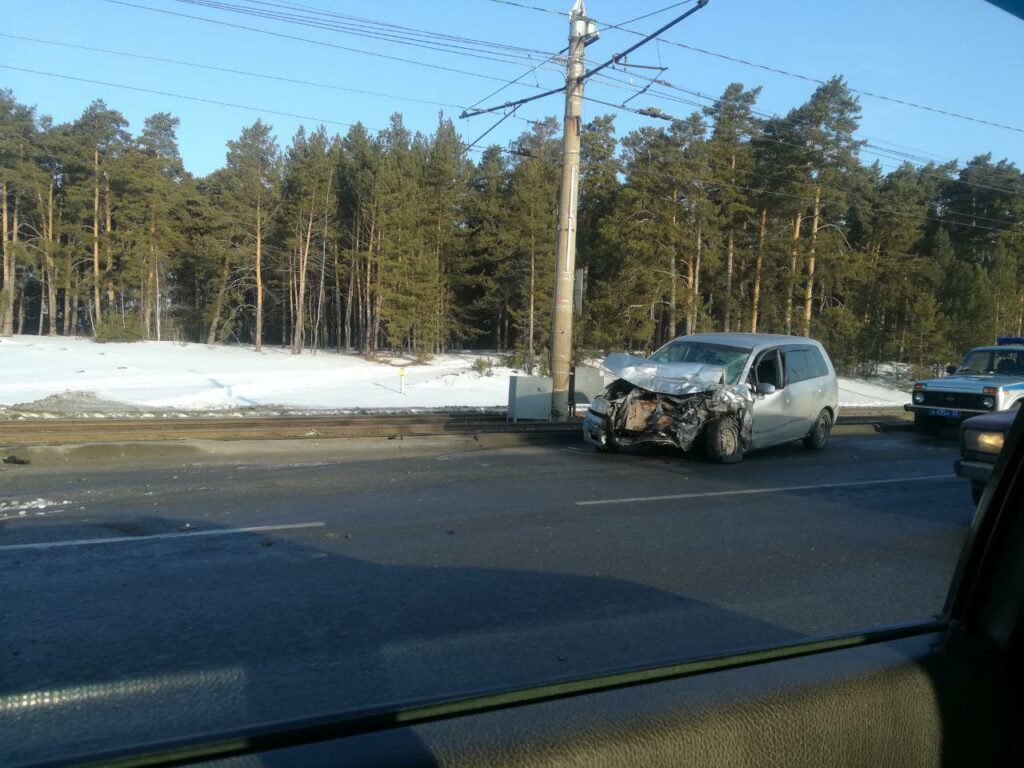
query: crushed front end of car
582 352 754 456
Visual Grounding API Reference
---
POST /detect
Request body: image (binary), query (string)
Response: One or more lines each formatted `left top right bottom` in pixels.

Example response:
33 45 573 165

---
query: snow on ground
836 378 909 408
0 335 517 417
0 335 910 417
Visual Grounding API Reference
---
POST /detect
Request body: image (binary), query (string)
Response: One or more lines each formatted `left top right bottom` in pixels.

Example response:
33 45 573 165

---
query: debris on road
3 455 31 465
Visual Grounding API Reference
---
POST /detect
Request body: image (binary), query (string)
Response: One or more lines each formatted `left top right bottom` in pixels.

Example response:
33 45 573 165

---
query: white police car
906 337 1024 434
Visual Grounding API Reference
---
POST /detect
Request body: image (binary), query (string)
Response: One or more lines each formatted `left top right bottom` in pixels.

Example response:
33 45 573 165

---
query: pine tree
221 119 280 351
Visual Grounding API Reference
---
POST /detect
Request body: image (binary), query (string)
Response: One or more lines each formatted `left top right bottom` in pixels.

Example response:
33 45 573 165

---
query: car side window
809 347 829 377
994 351 1024 375
754 350 781 389
784 349 816 384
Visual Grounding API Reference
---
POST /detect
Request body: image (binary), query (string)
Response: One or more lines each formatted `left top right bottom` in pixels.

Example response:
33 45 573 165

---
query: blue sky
3 0 1023 177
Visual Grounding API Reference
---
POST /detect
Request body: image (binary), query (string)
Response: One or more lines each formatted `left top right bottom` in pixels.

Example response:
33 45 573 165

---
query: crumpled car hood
600 352 726 396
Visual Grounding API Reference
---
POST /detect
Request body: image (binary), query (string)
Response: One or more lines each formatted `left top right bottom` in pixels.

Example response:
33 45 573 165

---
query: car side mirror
946 365 958 375
756 382 776 396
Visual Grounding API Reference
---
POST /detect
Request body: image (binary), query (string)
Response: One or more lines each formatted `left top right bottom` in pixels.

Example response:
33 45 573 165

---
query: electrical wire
173 0 563 69
616 0 699 27
464 0 708 117
0 33 469 111
0 63 362 130
588 7 1024 134
103 0 563 86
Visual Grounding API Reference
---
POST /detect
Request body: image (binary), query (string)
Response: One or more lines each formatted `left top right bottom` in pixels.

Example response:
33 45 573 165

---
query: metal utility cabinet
508 376 554 421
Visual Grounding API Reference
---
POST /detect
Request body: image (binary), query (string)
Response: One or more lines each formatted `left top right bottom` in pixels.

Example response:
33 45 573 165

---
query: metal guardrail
0 408 909 446
0 414 582 446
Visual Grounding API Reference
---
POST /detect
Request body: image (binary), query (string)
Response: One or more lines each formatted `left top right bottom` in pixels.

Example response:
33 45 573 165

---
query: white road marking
576 474 957 507
0 522 326 552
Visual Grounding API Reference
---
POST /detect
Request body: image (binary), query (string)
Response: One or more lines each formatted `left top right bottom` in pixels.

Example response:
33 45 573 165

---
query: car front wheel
705 417 743 464
914 411 943 435
803 409 832 450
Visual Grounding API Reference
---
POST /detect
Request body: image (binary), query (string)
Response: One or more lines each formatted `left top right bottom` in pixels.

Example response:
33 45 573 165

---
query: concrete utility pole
549 0 590 421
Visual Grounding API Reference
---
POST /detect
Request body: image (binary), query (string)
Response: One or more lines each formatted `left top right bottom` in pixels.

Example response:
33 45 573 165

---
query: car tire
914 412 943 435
705 417 743 464
592 427 618 453
803 409 832 450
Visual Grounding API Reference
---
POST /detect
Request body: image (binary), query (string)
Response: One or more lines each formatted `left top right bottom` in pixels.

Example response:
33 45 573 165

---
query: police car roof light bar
996 337 1024 346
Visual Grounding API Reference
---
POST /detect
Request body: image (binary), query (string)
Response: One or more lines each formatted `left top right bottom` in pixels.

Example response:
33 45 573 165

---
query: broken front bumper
582 381 754 452
582 409 612 449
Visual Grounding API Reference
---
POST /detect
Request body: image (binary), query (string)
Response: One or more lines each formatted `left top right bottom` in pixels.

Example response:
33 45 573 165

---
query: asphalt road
1 429 971 766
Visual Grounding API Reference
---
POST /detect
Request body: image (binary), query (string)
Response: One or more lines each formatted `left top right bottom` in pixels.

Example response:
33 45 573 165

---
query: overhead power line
575 73 1024 198
585 9 1024 134
0 63 361 130
0 33 469 112
233 0 553 57
490 0 1024 133
103 0 564 87
463 0 709 118
616 1 699 27
172 0 565 70
487 0 564 16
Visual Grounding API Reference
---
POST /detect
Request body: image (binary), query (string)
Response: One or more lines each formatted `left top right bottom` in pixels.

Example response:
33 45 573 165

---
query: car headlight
913 391 925 404
964 429 1005 454
983 397 995 409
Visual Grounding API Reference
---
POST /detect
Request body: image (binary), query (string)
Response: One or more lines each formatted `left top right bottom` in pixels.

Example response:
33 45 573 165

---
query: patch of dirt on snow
0 391 156 419
0 390 507 420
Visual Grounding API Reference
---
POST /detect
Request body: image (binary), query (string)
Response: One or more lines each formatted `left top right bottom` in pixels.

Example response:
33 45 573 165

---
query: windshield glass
2 0 1012 764
649 341 750 384
957 349 1024 375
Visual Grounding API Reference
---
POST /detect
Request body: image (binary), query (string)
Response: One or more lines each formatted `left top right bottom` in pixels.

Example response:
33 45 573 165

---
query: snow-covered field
0 336 909 417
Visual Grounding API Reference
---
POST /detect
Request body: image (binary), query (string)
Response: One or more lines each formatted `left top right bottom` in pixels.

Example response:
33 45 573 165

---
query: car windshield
2 0 1015 764
649 341 750 384
958 350 1024 375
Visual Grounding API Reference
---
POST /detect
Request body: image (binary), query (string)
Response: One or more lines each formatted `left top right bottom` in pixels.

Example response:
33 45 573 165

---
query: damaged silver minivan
583 333 839 463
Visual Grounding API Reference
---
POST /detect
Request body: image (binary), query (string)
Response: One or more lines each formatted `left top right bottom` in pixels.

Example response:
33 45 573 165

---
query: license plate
928 408 960 418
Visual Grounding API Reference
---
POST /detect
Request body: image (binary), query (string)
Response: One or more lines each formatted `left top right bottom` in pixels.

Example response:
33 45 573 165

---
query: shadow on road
1 512 799 767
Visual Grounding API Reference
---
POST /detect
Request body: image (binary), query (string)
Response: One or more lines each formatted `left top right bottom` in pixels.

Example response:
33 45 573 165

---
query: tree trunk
254 202 263 352
37 277 45 335
313 235 327 353
104 175 114 306
42 184 57 336
333 243 342 352
154 256 162 342
685 256 695 336
292 204 316 354
207 251 232 344
723 152 737 332
344 256 354 351
62 285 72 336
70 293 79 337
669 192 678 341
751 208 766 332
528 237 536 374
801 186 821 337
724 227 734 332
93 146 102 324
0 181 12 335
693 217 703 333
784 211 802 335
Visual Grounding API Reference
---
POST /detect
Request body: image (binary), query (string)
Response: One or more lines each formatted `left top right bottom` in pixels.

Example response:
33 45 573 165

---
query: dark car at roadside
955 408 1019 505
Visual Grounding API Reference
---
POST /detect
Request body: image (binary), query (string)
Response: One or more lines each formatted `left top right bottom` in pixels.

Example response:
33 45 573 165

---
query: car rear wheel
914 412 943 435
803 409 832 450
705 417 743 464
